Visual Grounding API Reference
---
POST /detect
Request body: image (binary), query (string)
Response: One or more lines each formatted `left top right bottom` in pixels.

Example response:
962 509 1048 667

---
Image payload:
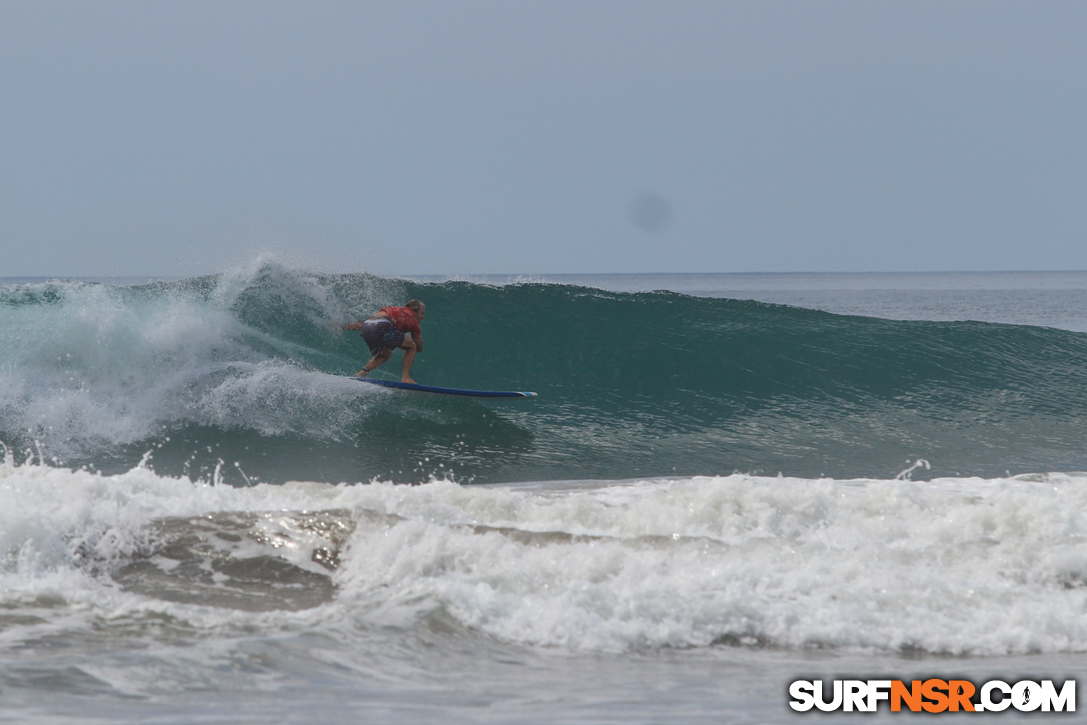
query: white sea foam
4 457 1087 656
0 264 391 459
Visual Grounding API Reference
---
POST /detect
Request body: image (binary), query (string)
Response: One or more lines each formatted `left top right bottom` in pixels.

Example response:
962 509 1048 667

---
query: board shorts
360 318 405 356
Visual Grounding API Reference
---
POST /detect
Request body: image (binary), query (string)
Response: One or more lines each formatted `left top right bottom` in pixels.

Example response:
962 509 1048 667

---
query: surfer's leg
398 338 417 383
357 349 392 377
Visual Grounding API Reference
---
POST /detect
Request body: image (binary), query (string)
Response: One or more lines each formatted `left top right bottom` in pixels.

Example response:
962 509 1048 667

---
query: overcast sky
2 1 1085 277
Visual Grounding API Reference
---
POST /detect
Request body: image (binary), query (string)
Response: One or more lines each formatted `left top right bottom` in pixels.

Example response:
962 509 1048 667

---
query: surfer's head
405 299 425 320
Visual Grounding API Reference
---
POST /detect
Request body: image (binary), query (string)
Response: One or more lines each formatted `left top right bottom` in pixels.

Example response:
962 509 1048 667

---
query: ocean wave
4 459 1087 656
4 259 1087 482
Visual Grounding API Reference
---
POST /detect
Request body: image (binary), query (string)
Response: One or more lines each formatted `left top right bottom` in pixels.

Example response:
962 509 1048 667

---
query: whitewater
3 261 1087 722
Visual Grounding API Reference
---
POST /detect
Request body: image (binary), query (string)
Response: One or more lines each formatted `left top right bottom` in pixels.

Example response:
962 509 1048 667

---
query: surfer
343 300 425 383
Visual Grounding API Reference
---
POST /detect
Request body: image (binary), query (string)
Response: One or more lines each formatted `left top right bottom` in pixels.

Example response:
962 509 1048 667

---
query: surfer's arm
411 334 423 353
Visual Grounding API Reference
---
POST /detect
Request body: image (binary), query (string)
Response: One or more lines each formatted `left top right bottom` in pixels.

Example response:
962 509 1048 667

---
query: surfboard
349 377 537 398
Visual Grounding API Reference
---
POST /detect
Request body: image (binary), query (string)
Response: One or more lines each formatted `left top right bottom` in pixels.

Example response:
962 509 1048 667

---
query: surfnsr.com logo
789 679 1075 713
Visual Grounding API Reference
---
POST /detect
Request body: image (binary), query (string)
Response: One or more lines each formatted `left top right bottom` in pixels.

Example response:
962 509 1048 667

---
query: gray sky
2 1 1085 277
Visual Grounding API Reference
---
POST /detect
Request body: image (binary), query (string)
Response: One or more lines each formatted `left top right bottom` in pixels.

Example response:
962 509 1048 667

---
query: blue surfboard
349 377 537 398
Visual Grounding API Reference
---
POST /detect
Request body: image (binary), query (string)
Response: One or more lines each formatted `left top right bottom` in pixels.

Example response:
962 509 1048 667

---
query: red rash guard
380 307 421 337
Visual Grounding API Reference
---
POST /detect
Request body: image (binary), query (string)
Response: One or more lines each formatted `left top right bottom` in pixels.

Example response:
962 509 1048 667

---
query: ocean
2 260 1086 722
